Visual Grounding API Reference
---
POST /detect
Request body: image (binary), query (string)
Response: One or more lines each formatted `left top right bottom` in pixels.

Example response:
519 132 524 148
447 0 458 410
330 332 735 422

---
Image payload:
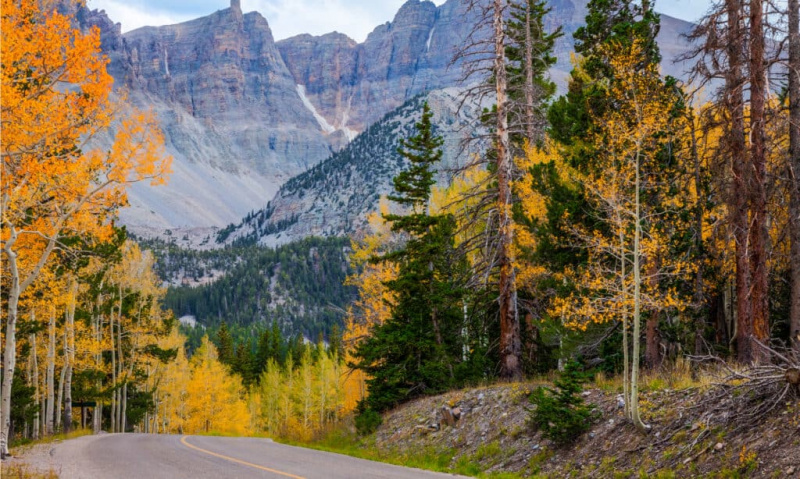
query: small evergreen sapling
529 360 598 445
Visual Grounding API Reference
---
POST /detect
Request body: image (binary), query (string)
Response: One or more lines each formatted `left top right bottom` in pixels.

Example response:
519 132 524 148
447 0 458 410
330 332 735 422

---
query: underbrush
0 462 58 479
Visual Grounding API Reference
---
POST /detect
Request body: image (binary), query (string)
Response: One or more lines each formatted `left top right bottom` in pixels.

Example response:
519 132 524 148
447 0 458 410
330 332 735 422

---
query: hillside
327 374 800 478
140 236 356 339
221 89 478 246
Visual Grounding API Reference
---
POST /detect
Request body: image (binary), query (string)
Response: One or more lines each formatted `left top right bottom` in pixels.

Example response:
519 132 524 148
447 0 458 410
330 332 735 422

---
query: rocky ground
365 374 800 478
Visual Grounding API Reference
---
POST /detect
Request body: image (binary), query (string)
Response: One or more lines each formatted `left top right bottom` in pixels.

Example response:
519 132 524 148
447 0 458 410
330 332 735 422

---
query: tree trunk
690 113 707 355
46 309 56 436
645 258 662 369
631 148 648 432
748 0 770 363
56 356 66 431
725 0 754 364
620 223 630 419
494 0 523 381
31 332 40 440
110 310 117 433
0 238 21 457
63 280 77 433
789 0 800 351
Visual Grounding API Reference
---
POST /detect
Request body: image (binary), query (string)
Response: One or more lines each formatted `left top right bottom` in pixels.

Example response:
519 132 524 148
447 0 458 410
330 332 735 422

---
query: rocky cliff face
276 0 694 140
73 0 694 235
78 1 342 231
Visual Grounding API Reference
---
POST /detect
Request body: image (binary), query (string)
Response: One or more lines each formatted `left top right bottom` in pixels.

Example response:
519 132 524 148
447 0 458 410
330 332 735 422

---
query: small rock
786 466 795 476
452 407 462 420
608 419 615 426
714 442 724 451
582 391 591 397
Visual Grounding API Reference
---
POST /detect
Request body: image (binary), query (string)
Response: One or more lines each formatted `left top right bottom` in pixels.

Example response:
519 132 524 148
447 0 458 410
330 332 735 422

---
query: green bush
355 407 383 436
529 360 598 445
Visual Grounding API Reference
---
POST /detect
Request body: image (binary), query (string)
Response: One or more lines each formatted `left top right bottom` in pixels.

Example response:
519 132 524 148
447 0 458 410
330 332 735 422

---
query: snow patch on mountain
297 84 337 134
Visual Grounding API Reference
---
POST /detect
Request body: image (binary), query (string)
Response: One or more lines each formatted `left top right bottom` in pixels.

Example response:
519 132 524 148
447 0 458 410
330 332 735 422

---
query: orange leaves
1 0 171 290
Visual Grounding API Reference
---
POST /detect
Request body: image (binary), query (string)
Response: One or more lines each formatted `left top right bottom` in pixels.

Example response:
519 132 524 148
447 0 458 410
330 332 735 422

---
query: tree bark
789 0 800 351
724 0 754 364
31 332 40 440
46 309 56 436
645 258 663 369
0 230 22 456
631 147 648 432
494 0 523 381
63 280 77 433
748 0 770 363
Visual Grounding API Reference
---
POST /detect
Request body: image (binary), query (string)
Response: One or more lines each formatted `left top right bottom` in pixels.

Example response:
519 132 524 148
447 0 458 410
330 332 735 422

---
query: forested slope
140 237 356 341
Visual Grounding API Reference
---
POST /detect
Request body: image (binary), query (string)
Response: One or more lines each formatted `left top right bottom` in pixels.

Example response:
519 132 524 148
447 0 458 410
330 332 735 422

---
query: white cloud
88 0 196 32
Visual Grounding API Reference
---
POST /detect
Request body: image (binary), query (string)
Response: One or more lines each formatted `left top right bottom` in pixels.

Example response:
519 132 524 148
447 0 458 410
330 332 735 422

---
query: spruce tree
505 0 563 146
352 103 469 413
216 323 234 366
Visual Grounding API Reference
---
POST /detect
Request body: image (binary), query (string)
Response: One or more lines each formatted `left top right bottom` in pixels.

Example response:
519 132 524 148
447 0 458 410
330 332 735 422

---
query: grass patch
10 428 92 454
1 462 58 479
280 428 526 478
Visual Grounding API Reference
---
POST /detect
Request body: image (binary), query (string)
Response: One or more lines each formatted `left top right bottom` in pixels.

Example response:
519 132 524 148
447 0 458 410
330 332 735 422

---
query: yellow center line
180 435 305 479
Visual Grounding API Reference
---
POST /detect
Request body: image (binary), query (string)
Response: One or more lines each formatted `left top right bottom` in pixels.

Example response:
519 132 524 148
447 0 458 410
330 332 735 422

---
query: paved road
30 433 467 479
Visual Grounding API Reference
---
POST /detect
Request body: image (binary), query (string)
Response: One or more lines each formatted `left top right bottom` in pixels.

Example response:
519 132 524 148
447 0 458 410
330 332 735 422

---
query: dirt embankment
368 381 800 477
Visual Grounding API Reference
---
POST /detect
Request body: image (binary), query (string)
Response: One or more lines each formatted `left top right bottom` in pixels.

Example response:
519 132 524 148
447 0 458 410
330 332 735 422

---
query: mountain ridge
74 0 695 238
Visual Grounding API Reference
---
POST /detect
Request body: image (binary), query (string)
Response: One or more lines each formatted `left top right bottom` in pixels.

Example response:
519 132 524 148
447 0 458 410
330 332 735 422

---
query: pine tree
505 0 562 146
352 103 468 413
216 323 234 366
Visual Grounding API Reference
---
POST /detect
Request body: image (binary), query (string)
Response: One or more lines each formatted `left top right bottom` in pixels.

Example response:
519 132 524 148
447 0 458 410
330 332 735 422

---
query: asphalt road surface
30 433 468 479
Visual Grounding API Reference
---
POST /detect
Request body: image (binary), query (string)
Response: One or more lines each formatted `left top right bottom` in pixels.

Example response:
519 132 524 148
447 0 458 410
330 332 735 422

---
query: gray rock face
277 0 474 134
74 0 695 234
79 2 338 230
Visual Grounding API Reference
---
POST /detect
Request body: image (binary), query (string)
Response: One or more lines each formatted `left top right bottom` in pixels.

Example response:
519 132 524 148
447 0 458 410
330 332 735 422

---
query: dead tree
789 0 800 352
453 0 522 380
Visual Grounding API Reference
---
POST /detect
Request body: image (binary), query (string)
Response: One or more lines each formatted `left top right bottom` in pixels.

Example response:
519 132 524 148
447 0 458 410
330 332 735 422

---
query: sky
87 0 715 42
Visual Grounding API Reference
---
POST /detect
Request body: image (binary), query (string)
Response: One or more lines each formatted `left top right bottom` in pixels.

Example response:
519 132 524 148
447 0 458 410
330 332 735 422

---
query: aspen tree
0 0 170 454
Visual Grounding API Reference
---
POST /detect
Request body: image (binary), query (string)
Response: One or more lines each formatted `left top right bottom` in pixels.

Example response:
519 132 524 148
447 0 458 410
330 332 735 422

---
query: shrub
355 407 383 436
529 360 598 445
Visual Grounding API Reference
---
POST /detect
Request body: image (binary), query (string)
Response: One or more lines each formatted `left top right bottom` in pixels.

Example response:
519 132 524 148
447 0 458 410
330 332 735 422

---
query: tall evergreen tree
505 0 562 146
215 322 234 366
352 103 469 412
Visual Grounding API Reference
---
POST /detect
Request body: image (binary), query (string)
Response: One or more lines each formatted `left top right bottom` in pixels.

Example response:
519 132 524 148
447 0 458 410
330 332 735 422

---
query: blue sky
87 0 714 41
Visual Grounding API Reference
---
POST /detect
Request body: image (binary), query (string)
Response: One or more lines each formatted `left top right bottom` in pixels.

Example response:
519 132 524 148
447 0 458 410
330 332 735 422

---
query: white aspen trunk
56 355 66 431
110 310 116 433
631 147 648 432
93 292 104 434
121 383 128 433
0 233 21 456
620 222 630 420
31 331 40 440
116 285 125 433
64 280 77 433
46 308 56 436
